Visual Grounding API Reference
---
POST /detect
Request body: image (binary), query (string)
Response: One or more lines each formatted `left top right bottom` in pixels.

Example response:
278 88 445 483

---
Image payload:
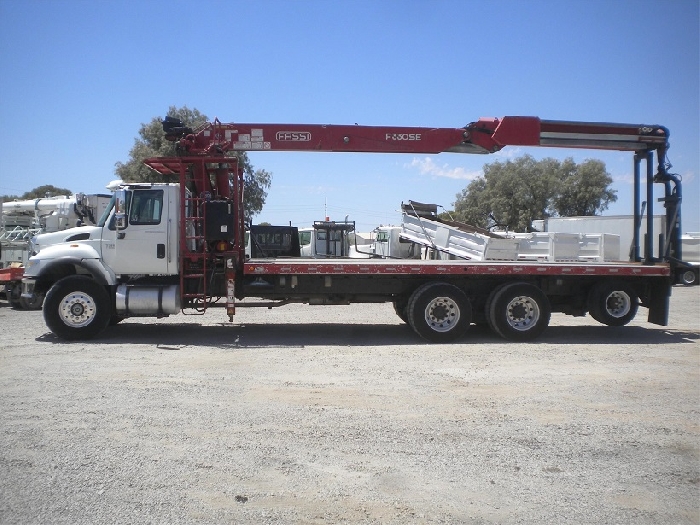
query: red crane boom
162 115 669 157
146 114 680 268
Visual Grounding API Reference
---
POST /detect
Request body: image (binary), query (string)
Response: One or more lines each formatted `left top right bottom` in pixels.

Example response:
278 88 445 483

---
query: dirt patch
1 287 698 524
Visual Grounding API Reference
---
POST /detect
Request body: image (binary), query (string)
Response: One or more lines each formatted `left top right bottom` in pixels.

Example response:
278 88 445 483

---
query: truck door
102 188 174 275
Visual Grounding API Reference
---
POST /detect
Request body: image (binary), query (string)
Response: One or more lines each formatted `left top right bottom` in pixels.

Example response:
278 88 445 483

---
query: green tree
1 185 73 201
452 155 616 232
115 106 272 222
244 168 273 225
115 106 208 183
553 158 617 216
453 177 489 227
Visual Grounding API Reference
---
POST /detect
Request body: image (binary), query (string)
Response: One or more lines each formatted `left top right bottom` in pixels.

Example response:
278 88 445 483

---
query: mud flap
647 278 671 326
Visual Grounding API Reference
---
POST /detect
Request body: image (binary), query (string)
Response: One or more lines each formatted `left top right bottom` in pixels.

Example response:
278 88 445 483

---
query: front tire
587 280 638 326
44 276 111 340
407 282 471 343
488 282 551 341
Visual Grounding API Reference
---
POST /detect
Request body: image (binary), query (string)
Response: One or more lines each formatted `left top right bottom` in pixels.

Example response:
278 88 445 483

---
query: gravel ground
1 286 699 524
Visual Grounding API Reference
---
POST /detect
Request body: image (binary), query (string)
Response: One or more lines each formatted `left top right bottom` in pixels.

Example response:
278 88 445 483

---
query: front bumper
21 278 36 302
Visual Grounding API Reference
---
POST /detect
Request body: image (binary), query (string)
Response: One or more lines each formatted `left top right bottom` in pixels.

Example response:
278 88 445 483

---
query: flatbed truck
22 115 682 342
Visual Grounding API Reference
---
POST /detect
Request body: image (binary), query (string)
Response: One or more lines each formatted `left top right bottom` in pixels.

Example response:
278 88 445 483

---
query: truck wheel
488 282 551 341
19 292 45 310
407 283 471 343
587 281 638 326
8 283 22 309
43 276 111 340
393 297 409 324
679 269 697 286
484 285 502 334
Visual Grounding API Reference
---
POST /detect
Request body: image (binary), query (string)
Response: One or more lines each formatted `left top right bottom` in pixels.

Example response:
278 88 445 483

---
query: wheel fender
37 255 117 286
27 256 117 300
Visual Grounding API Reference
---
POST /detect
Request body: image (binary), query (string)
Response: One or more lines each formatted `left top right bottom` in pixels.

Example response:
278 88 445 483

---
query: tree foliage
244 168 273 225
453 155 617 232
553 158 617 217
1 185 73 201
115 106 272 223
115 106 208 184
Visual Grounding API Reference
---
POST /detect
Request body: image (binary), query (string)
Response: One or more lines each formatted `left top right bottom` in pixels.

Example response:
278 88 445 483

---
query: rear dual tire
393 297 409 324
486 282 551 341
587 280 638 326
407 283 472 343
678 269 698 286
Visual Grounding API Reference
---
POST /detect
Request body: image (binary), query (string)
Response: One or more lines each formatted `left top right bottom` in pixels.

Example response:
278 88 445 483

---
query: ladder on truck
180 186 208 310
143 155 245 312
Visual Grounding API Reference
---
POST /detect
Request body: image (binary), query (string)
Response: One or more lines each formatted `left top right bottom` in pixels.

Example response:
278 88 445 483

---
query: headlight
22 258 42 278
29 236 39 256
24 259 40 273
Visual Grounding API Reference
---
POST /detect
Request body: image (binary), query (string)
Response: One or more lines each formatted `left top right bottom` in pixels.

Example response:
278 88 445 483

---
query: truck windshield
97 194 116 227
376 231 389 242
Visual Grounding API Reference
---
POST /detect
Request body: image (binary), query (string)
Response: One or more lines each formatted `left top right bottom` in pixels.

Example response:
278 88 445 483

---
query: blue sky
1 0 698 232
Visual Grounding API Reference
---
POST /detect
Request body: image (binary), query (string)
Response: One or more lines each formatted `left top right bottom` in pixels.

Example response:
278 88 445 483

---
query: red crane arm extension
177 122 476 155
164 116 668 157
466 116 541 151
538 120 669 151
468 117 668 152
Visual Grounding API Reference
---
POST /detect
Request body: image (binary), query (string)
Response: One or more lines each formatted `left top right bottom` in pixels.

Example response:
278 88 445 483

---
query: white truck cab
26 183 180 276
22 183 182 339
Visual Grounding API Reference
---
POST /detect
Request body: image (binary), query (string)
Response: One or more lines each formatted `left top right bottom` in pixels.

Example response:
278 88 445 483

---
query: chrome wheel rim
505 295 540 331
58 291 96 328
604 291 631 318
424 296 460 333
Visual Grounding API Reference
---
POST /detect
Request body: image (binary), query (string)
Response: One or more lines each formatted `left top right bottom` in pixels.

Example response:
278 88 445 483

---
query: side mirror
114 189 128 231
115 213 127 230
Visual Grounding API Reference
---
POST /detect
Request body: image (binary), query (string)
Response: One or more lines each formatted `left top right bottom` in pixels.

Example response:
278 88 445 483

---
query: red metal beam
166 116 668 157
244 260 670 277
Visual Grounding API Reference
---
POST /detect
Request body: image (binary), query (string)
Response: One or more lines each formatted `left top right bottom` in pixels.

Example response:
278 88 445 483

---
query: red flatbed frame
244 259 670 278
